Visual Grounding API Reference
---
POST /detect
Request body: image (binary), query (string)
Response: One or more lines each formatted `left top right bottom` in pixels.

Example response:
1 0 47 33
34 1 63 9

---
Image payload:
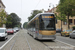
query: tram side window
33 21 35 28
35 19 39 29
31 20 36 31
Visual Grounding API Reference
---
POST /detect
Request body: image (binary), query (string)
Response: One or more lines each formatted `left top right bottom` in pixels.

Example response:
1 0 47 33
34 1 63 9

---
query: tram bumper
37 34 56 40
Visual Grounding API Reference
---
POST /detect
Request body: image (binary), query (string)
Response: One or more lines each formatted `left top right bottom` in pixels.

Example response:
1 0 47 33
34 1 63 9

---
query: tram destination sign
42 16 54 18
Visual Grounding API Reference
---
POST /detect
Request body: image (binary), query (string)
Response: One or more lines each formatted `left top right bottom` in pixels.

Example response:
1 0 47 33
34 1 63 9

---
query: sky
2 0 59 25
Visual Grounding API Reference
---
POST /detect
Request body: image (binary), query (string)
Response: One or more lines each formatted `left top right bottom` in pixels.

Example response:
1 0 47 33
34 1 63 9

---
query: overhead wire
34 0 41 9
21 0 23 27
21 0 22 17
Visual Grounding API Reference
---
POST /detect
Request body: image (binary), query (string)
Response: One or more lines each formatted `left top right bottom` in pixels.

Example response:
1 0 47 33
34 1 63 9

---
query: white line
0 32 18 50
56 40 75 47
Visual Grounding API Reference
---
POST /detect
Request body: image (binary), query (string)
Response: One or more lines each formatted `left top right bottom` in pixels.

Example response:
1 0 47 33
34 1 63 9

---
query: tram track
25 33 32 50
40 40 74 50
10 36 17 50
41 42 53 50
9 31 19 50
39 40 55 50
9 30 32 50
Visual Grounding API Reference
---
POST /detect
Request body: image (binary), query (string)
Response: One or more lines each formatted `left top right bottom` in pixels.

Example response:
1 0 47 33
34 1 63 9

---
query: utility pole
51 4 54 13
49 3 54 13
61 13 62 31
49 3 51 9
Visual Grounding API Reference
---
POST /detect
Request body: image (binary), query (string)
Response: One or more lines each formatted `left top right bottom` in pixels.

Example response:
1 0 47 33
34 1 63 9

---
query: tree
60 0 65 3
6 13 21 28
0 10 6 27
56 0 66 30
56 0 75 29
6 15 12 28
23 22 28 28
28 10 42 21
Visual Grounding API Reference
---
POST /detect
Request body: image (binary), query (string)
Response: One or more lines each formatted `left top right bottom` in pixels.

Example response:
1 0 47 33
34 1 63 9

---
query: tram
27 13 56 40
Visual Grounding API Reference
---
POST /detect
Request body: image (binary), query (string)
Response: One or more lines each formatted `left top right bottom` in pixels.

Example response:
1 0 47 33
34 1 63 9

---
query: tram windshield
39 14 55 30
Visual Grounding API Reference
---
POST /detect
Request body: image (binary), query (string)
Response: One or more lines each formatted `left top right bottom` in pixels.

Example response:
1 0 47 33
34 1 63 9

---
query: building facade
0 0 5 12
0 0 6 28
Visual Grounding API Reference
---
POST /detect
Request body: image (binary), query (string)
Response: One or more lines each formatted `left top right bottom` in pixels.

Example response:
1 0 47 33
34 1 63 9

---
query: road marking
56 40 75 47
0 32 18 50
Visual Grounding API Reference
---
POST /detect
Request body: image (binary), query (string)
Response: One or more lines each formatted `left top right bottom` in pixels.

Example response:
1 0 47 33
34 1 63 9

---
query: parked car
13 28 16 33
0 28 8 40
13 27 19 32
56 29 61 33
6 29 14 35
69 30 75 38
61 29 72 36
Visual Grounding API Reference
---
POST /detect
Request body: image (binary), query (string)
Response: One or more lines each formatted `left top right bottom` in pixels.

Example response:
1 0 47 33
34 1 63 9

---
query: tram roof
28 13 54 24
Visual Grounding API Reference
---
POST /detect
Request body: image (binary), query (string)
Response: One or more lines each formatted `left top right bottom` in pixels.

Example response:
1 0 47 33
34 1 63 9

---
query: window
63 22 67 25
69 19 72 25
63 20 67 25
0 29 5 33
39 14 55 30
40 19 55 30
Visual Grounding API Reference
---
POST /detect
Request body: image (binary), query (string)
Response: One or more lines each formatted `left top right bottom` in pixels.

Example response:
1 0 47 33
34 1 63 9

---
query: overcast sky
2 0 59 24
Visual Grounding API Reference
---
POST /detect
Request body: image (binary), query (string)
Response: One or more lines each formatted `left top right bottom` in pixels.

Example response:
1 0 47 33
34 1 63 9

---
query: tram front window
40 19 55 30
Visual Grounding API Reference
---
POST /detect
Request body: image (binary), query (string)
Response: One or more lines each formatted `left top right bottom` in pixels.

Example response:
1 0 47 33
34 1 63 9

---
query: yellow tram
27 13 56 40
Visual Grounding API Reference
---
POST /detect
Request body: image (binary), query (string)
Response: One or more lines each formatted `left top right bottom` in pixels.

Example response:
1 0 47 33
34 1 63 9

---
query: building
0 0 6 28
45 7 56 13
45 7 75 30
0 0 5 12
